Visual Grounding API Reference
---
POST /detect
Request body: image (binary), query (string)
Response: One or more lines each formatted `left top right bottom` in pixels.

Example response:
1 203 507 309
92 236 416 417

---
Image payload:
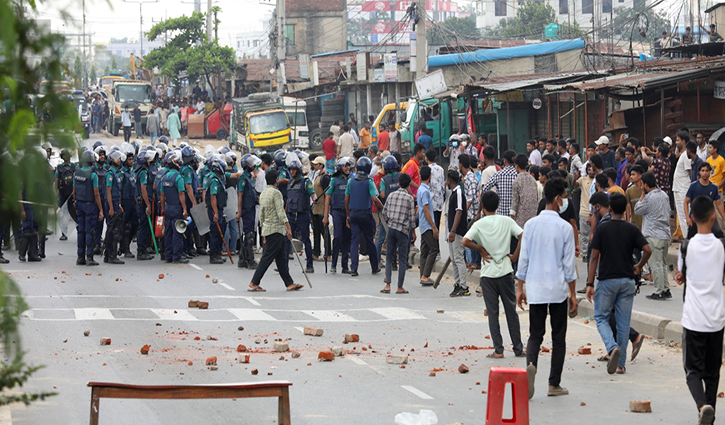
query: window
602 0 611 13
582 0 593 14
237 41 241 48
494 0 506 16
254 40 259 47
559 0 568 14
285 24 295 46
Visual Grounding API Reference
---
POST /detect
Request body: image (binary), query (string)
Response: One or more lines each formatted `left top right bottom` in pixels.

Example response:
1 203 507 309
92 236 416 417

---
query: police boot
86 255 99 266
27 233 41 262
94 244 102 255
38 233 46 259
237 250 248 268
107 252 125 265
210 254 224 264
76 255 87 265
18 235 29 262
245 235 257 269
137 253 154 261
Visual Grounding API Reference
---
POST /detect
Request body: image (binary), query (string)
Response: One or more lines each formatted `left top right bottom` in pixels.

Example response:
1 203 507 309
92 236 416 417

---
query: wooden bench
88 381 292 424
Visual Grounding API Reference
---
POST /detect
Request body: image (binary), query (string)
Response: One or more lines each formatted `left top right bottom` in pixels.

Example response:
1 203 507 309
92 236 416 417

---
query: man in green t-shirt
463 191 524 359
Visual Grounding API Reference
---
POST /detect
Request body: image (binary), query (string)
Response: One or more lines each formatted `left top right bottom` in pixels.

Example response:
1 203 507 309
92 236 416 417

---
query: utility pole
195 0 201 13
207 0 213 42
415 1 427 80
123 0 159 61
82 0 86 87
276 0 286 95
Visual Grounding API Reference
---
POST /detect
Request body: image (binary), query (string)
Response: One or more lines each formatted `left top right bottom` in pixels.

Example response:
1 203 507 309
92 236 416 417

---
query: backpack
679 237 725 301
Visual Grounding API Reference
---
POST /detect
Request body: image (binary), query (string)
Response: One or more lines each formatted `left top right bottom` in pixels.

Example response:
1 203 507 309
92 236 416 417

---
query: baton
147 215 159 254
292 238 312 288
216 219 234 264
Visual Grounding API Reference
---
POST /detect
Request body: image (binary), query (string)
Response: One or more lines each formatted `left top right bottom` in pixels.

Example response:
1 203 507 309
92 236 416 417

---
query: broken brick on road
304 327 324 336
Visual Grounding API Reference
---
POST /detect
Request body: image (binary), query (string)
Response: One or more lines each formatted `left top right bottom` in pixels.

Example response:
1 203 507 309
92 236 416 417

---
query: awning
466 71 596 93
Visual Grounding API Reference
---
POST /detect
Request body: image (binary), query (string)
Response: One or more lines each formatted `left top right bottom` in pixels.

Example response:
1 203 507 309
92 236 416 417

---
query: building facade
105 39 165 58
235 31 270 59
475 0 647 32
285 0 348 56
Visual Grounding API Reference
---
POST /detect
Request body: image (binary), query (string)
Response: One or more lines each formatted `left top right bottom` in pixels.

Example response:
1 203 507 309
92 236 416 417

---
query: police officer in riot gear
74 150 104 265
92 145 109 255
135 150 156 260
274 150 290 204
180 146 199 258
345 156 383 277
160 151 189 264
324 157 352 274
236 154 259 269
54 148 75 241
105 150 126 264
206 157 228 264
120 145 138 258
286 159 316 273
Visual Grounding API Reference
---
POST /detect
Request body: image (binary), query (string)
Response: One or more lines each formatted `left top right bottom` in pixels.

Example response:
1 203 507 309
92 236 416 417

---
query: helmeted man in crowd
324 157 352 274
286 159 316 273
345 156 383 277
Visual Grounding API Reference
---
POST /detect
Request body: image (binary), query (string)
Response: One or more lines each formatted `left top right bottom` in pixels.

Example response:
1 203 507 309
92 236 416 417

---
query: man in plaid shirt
382 173 416 294
460 154 481 269
482 150 519 217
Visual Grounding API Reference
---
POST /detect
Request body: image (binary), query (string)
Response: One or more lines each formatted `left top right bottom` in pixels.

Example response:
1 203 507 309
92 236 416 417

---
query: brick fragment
580 402 586 406
429 372 436 377
318 350 335 361
629 400 652 413
205 356 217 366
274 341 289 352
291 352 301 358
209 365 218 371
578 347 591 355
197 301 209 309
158 274 164 279
331 346 345 356
83 330 90 337
237 345 247 352
237 326 244 331
188 300 199 308
344 334 359 343
251 369 258 375
386 355 408 365
304 327 324 336
541 346 551 353
458 364 470 374
140 345 150 355
239 355 250 364
436 309 444 313
100 337 112 346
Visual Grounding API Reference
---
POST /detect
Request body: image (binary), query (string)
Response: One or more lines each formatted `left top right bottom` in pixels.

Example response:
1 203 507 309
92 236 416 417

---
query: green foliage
104 65 110 76
90 65 97 86
0 0 77 407
111 57 117 69
429 15 481 44
145 11 235 89
491 0 558 39
73 55 82 87
610 6 670 44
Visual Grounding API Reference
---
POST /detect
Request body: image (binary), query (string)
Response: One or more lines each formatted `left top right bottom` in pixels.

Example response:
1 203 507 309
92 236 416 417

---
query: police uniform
154 166 170 257
346 175 380 273
74 165 99 259
376 171 400 261
278 166 291 204
162 168 186 262
18 189 41 262
206 171 227 260
121 163 138 256
286 173 315 269
105 164 124 261
55 161 75 208
93 162 109 252
326 174 351 272
136 164 154 256
237 169 258 268
181 163 198 255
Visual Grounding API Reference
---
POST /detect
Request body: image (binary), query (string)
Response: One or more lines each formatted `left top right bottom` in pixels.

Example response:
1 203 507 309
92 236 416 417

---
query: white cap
663 136 673 145
595 135 609 146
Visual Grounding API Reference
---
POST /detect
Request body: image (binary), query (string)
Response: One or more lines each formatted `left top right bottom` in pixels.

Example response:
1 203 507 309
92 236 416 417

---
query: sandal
248 285 266 292
597 355 609 362
616 366 626 374
380 288 391 294
286 284 304 291
486 352 504 359
395 289 409 294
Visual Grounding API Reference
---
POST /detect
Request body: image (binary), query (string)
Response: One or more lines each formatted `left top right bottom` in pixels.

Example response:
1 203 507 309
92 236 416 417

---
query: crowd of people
1 119 724 423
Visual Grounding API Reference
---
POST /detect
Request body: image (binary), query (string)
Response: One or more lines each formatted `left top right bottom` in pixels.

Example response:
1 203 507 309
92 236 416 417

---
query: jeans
683 327 724 411
225 218 239 253
594 277 637 368
480 273 523 355
419 229 439 278
527 300 568 387
448 234 467 289
385 229 409 287
150 131 158 145
375 219 387 264
647 237 670 295
123 126 132 142
92 115 100 133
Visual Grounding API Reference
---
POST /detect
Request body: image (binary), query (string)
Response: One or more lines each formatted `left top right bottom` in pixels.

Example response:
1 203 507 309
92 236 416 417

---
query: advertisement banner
384 53 397 82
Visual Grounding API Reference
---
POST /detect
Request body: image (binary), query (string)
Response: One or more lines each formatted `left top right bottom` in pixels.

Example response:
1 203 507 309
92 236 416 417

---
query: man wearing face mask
461 134 477 157
443 135 463 170
536 170 581 257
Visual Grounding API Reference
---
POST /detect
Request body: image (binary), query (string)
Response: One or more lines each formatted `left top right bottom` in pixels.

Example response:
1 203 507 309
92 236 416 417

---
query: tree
1 0 76 408
103 65 110 76
90 65 97 86
73 55 82 87
490 0 583 39
145 11 235 91
111 57 117 70
429 15 481 44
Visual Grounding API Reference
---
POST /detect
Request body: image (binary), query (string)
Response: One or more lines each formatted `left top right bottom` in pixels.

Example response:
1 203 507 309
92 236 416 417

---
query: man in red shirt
322 131 337 173
377 123 390 152
402 143 426 197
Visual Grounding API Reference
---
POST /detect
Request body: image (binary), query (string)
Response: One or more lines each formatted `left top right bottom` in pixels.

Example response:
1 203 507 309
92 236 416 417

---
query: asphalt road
0 226 714 425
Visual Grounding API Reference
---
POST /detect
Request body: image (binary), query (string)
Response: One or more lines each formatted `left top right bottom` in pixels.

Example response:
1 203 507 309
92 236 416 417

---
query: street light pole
123 0 159 59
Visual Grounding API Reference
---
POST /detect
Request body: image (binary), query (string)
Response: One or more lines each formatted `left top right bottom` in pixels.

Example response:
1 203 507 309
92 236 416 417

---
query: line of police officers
63 140 394 281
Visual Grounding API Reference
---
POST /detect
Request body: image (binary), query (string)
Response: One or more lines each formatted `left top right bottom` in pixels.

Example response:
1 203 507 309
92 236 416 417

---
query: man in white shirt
121 109 132 142
676 196 725 425
696 132 709 162
337 125 354 159
673 131 693 236
516 177 577 399
480 145 499 192
527 140 542 166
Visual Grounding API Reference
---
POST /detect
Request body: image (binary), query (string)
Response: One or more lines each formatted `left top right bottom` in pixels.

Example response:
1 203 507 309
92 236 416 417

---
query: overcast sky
34 0 687 47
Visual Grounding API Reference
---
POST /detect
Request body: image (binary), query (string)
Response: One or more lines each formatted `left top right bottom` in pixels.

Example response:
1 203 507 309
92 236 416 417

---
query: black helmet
356 157 372 178
273 150 286 168
181 146 196 164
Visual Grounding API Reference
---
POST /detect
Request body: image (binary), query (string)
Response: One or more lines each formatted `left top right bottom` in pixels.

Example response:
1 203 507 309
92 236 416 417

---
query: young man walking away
417 166 439 286
464 191 524 358
516 178 577 398
445 170 469 297
676 196 725 425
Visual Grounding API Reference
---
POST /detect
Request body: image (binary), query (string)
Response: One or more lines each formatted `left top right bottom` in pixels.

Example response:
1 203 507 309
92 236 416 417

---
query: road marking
245 298 261 306
369 307 426 320
401 385 434 400
302 310 356 322
218 282 236 291
151 309 199 321
293 326 305 333
0 405 12 425
189 263 203 271
74 308 114 320
348 357 368 366
227 308 278 321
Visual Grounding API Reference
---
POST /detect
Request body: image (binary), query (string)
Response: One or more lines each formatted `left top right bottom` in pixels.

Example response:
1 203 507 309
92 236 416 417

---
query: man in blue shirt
417 127 432 151
417 166 438 285
684 161 725 239
516 177 577 399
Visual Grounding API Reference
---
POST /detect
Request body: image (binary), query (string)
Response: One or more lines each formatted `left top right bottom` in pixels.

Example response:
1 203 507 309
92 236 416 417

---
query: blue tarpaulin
428 39 585 67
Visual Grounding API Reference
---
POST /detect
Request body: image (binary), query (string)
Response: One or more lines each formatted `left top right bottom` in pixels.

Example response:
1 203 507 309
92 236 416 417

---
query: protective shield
56 199 75 236
223 186 238 220
190 202 210 235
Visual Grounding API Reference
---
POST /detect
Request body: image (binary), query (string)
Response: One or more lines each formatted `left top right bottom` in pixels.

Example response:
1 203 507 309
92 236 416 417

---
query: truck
399 97 459 152
230 93 292 153
371 101 408 144
282 97 309 149
108 79 153 137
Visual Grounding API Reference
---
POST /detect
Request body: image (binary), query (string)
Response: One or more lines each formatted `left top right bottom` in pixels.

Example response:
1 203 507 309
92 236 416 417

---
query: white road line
400 385 434 400
218 282 236 291
348 357 368 366
74 308 114 321
151 309 199 321
245 298 261 306
293 326 305 333
369 307 426 320
227 308 278 321
302 310 357 322
189 263 203 271
0 404 12 425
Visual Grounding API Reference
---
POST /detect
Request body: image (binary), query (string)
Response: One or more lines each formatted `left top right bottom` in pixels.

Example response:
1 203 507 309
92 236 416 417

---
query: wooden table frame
88 381 292 424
